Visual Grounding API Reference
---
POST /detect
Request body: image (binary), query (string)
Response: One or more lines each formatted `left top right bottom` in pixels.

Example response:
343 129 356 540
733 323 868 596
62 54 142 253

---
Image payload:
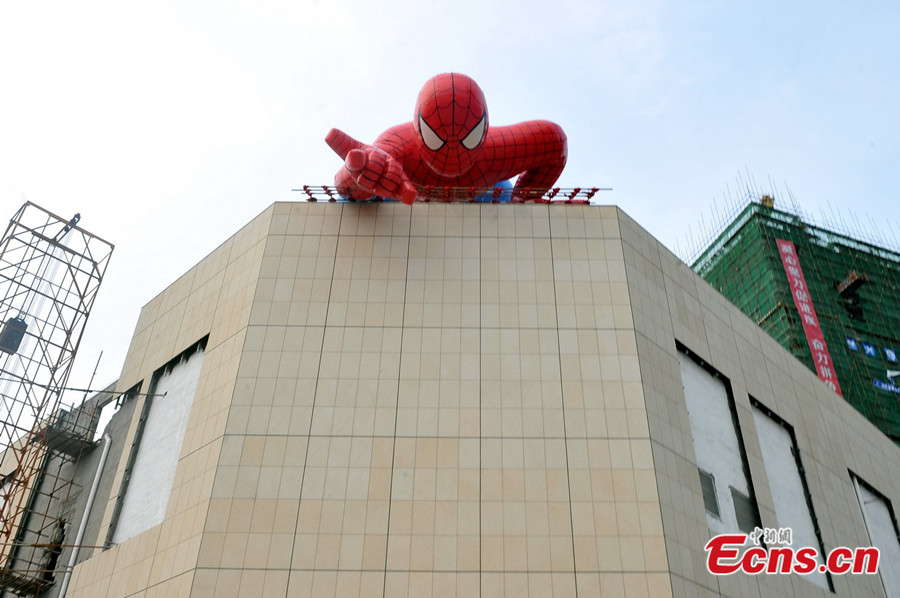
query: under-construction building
692 198 900 443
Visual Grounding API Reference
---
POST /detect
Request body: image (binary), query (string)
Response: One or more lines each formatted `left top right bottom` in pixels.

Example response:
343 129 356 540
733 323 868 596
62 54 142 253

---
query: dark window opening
836 271 868 320
731 487 762 534
699 469 720 518
42 519 65 584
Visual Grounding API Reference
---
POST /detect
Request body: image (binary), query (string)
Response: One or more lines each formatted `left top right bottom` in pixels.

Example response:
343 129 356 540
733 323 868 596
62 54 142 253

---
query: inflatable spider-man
325 73 567 204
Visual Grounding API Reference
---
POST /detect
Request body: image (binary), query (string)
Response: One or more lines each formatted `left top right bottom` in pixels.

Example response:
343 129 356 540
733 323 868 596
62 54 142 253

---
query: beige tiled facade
67 203 900 597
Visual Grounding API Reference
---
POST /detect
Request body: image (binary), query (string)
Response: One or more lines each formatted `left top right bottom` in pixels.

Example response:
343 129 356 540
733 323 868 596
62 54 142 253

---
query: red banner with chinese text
776 239 843 396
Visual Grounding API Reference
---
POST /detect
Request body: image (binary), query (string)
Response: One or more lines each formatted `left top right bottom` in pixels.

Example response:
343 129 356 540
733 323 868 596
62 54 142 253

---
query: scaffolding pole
0 203 113 595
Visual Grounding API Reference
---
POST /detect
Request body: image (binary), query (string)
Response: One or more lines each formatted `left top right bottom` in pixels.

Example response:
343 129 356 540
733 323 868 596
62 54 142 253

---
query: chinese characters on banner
776 239 843 396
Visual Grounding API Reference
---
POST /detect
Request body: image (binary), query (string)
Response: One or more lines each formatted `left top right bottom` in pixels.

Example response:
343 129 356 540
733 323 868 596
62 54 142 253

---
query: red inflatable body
326 73 567 204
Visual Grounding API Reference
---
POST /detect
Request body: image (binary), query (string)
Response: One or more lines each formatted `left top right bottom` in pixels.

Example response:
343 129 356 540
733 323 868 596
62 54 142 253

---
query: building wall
620 210 900 597
67 206 273 597
62 202 900 598
71 386 139 569
190 202 666 597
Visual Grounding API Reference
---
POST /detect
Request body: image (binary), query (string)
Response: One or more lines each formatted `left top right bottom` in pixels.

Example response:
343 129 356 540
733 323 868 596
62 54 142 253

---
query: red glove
325 129 418 205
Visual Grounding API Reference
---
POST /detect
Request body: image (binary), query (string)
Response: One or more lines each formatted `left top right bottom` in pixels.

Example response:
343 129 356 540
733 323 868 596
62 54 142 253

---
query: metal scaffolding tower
0 203 113 595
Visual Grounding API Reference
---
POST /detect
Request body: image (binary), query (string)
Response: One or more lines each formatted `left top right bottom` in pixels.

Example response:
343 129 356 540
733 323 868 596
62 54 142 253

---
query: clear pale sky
1 0 898 402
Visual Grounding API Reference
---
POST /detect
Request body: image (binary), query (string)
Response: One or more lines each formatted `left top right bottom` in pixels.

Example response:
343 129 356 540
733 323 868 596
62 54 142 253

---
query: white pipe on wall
58 433 111 598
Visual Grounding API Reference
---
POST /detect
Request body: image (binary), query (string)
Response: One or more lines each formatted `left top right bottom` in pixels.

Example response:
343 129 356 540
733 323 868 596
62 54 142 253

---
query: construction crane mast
0 203 113 595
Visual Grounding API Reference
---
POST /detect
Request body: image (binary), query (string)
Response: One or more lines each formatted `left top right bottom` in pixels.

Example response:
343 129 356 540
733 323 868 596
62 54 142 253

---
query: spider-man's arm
325 128 418 205
488 121 568 200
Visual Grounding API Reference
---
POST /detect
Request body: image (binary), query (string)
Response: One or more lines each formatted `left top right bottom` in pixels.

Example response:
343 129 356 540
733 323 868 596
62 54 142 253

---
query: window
109 338 206 544
852 474 900 597
751 400 830 590
730 487 761 535
699 469 720 518
676 345 762 537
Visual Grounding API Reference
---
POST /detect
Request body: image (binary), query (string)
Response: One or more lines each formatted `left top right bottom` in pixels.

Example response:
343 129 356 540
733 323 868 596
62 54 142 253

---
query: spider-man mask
414 73 488 177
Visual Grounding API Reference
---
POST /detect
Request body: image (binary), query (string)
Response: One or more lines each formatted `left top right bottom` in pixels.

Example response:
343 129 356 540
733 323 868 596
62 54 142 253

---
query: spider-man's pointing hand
325 128 418 205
